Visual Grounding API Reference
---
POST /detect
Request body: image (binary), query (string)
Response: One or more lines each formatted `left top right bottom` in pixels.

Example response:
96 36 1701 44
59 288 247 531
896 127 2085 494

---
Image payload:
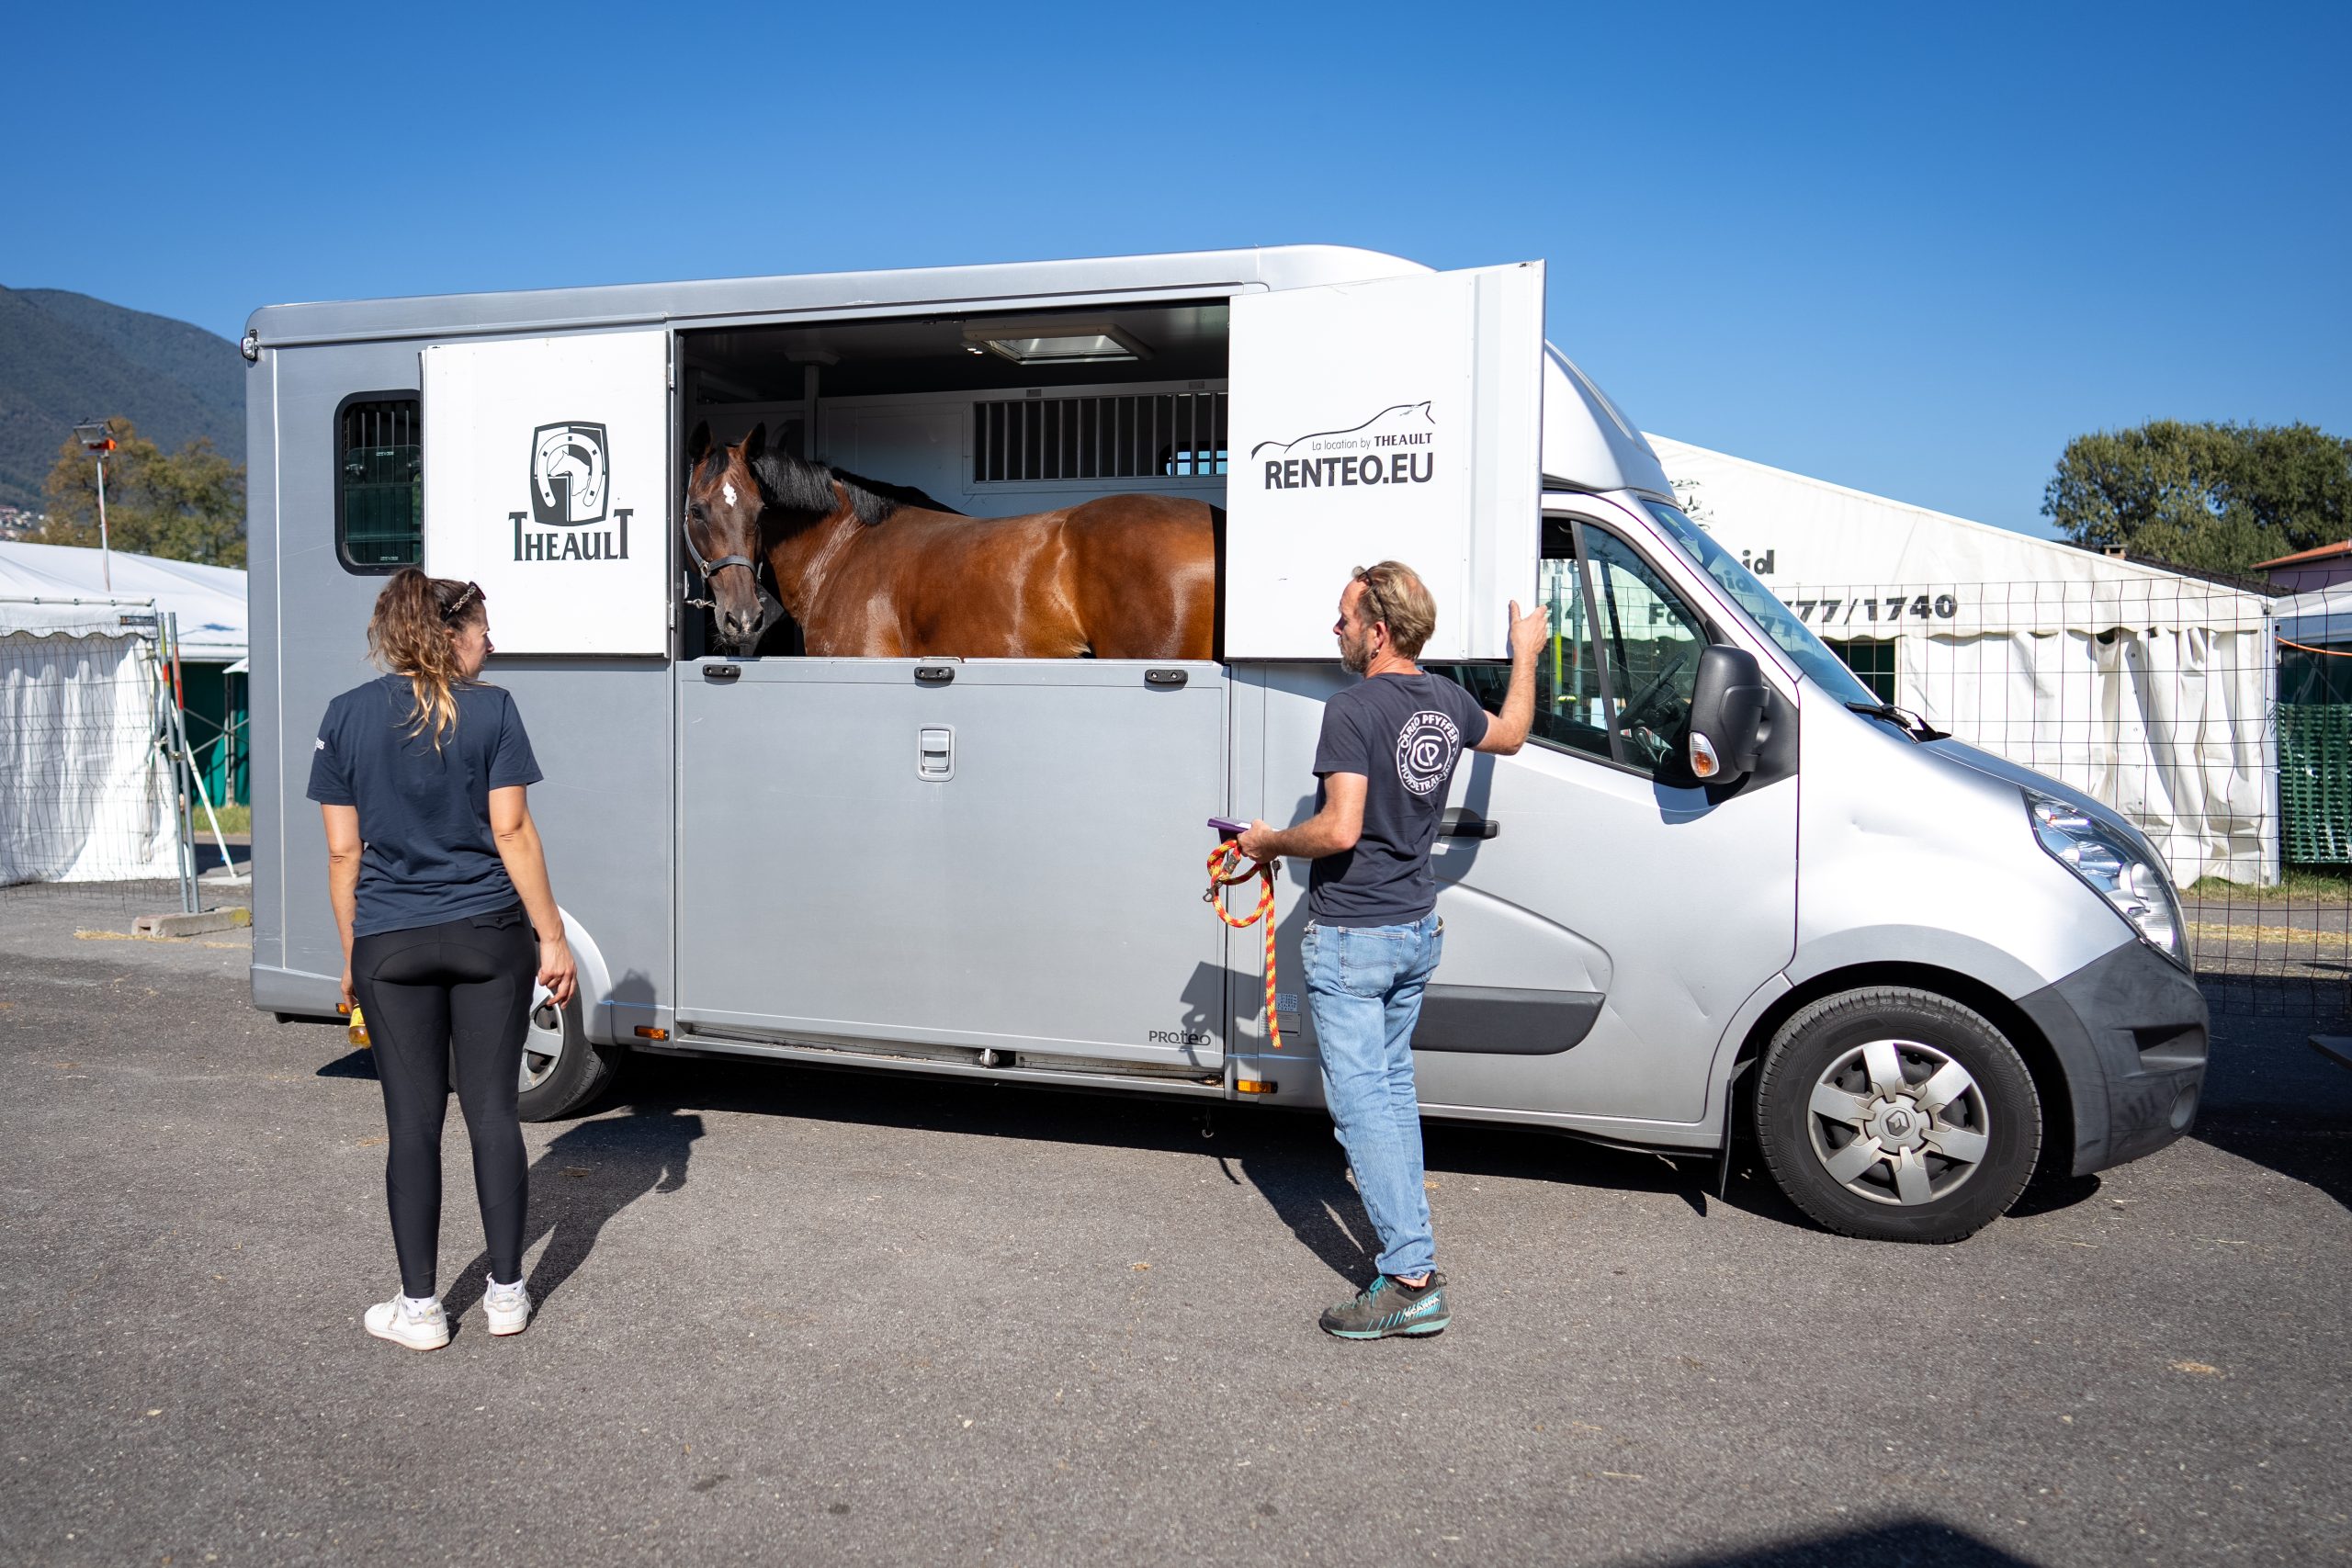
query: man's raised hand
1509 599 1551 662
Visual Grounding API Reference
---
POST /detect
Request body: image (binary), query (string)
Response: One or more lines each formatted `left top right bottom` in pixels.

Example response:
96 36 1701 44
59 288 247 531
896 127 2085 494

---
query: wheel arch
1722 961 2081 1180
556 906 620 1046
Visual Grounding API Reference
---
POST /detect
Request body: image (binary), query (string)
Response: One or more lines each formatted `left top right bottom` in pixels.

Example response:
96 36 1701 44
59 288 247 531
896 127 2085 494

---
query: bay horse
683 422 1217 660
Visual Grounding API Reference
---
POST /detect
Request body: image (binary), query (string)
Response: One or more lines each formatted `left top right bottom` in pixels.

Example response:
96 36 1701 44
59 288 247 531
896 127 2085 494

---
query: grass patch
198 802 251 833
2188 865 2352 903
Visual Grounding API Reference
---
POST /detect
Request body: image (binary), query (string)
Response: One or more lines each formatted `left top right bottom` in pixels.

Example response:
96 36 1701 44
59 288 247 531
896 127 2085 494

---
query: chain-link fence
1790 575 2352 1017
0 599 228 924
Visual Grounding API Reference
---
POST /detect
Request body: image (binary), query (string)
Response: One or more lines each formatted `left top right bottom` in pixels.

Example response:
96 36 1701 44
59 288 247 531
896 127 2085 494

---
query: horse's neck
762 489 865 624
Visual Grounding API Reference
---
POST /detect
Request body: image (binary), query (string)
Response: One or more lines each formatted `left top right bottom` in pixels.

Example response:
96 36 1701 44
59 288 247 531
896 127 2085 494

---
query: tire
514 993 622 1122
1754 987 2040 1244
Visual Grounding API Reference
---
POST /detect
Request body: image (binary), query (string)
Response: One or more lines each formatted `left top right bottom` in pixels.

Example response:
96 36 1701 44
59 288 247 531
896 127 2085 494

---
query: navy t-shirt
306 674 544 938
1306 671 1491 927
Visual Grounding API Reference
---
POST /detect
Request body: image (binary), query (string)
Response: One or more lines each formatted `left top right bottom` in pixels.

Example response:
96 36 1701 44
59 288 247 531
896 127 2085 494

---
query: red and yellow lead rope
1205 843 1283 1051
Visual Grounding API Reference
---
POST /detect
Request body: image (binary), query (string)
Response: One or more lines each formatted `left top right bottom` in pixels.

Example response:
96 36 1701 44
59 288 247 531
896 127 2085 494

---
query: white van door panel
421 330 670 655
1226 264 1544 661
1240 507 1797 1127
1415 741 1796 1123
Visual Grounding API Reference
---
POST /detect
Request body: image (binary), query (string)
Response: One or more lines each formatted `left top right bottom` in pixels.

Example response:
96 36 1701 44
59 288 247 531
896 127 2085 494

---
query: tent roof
0 542 245 661
1643 435 2271 635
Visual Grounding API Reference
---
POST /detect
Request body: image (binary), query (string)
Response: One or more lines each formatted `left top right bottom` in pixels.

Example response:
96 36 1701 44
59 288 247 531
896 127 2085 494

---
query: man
1238 562 1544 1339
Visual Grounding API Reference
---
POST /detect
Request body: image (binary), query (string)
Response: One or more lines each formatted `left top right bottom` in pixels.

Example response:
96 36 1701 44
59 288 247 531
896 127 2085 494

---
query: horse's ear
742 423 766 465
687 421 710 465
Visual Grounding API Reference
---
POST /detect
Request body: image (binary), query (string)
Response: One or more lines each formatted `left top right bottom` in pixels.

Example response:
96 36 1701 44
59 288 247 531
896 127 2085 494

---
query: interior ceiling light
963 321 1151 366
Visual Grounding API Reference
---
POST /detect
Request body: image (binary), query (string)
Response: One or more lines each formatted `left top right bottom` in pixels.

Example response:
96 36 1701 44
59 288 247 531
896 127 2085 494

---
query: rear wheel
1755 987 2040 1243
515 994 621 1122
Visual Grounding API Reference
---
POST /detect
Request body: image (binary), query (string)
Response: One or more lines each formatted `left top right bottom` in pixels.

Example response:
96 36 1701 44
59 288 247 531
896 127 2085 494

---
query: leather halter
681 512 760 588
682 481 784 646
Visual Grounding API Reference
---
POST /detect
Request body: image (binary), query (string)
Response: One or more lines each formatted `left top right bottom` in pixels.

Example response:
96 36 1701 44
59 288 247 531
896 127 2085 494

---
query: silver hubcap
1805 1038 1990 1206
520 1000 564 1094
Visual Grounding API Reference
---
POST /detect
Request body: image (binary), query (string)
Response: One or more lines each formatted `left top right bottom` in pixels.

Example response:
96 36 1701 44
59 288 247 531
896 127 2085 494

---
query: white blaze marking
722 482 738 507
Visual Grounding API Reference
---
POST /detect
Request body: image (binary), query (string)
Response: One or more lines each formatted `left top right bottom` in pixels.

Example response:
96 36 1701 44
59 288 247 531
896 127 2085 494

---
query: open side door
1225 263 1544 660
422 330 670 656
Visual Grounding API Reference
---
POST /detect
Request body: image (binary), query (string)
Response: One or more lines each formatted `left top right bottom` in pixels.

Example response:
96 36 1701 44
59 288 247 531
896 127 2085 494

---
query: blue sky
9 1 2346 534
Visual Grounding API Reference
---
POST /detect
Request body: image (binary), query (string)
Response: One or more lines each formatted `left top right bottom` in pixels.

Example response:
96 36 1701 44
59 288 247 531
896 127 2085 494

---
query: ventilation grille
974 391 1227 483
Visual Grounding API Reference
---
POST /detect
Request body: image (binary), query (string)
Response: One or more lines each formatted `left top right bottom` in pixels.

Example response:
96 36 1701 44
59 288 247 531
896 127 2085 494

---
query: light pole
73 420 117 591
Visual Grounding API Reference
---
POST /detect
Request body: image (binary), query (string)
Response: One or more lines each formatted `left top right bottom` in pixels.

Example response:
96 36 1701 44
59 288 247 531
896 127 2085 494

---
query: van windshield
1640 500 1880 706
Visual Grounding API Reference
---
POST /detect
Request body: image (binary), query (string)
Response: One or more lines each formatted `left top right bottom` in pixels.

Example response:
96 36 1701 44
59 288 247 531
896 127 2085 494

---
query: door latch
917 726 956 782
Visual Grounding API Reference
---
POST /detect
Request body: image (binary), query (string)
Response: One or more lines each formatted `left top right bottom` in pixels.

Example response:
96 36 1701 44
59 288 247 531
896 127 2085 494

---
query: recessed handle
705 664 741 682
1145 668 1188 688
915 665 956 685
1440 808 1498 840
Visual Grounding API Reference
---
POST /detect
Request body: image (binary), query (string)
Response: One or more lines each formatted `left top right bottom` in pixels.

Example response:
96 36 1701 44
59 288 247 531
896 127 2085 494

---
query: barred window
973 391 1227 484
337 396 422 572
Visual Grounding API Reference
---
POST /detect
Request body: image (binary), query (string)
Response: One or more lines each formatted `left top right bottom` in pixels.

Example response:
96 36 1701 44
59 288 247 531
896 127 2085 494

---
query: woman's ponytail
366 569 484 748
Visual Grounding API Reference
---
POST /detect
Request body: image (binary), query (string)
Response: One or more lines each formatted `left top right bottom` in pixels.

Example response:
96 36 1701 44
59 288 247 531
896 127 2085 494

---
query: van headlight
2027 792 2188 967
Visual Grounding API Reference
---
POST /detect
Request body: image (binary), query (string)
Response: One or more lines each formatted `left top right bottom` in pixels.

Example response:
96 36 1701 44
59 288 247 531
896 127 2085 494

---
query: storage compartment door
421 330 670 655
1226 263 1544 660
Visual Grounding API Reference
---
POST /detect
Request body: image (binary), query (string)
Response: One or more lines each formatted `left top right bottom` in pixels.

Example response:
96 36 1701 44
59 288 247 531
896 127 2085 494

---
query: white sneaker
483 1279 533 1337
363 1293 450 1351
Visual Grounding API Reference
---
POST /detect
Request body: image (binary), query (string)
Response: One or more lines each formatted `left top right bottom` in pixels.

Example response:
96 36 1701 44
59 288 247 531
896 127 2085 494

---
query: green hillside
0 287 244 512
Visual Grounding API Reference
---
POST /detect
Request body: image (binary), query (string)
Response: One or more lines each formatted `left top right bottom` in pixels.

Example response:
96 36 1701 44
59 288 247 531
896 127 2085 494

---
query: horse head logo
530 422 610 526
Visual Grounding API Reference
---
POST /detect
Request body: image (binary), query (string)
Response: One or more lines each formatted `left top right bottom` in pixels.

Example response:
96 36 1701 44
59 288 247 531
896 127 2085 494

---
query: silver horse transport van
244 245 2207 1243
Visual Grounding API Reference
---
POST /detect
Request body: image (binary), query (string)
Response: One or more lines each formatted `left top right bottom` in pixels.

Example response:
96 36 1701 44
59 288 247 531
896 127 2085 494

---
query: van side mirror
1687 645 1769 782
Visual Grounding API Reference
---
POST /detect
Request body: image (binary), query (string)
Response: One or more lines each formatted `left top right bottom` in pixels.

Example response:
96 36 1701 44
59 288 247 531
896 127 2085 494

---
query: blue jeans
1300 912 1443 1281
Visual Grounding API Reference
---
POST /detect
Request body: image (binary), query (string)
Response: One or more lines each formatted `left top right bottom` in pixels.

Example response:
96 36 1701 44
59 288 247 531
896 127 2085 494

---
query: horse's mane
744 448 961 525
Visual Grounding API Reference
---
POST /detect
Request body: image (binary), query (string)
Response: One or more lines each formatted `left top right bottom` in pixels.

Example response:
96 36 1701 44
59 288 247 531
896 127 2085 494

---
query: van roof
244 243 1672 501
243 245 1428 347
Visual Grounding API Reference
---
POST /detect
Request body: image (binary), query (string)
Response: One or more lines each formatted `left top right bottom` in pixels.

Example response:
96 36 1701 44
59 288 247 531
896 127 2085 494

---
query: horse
682 422 1218 660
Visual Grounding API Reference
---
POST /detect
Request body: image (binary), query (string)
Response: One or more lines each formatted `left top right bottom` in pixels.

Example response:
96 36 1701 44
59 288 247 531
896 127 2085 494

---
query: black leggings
351 906 536 1297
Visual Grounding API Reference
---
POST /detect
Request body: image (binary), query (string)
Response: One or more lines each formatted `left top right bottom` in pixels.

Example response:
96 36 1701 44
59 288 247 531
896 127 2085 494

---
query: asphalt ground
2 887 2346 1567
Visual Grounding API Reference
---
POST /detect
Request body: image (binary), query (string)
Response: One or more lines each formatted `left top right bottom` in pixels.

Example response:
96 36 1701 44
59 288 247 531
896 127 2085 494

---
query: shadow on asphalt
2196 980 2352 1213
304 982 2352 1297
545 1052 1816 1281
1652 1518 2034 1567
439 1105 707 1324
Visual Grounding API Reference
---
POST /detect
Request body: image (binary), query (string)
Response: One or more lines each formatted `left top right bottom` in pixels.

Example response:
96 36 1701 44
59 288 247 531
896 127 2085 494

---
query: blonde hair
366 569 485 748
1351 560 1437 658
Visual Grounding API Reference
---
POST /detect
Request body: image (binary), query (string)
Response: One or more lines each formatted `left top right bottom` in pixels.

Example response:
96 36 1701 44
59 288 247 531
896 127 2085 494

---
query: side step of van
649 1023 1226 1097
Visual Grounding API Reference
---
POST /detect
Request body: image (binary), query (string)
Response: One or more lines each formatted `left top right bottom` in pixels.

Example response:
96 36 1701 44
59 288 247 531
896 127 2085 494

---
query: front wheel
1754 987 2041 1243
516 993 621 1121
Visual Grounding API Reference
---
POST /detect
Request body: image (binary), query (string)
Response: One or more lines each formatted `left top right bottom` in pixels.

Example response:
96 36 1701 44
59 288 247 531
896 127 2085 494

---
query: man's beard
1340 636 1370 675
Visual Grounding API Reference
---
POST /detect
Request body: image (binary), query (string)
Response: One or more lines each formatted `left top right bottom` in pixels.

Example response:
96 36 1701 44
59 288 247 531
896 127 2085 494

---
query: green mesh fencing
2279 704 2352 864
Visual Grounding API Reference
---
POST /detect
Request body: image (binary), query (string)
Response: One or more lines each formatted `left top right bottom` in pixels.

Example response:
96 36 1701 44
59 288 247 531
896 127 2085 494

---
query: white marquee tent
0 543 244 884
1647 436 2278 887
0 541 246 664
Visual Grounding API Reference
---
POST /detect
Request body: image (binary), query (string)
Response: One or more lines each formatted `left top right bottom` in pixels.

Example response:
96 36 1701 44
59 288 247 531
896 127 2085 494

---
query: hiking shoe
483 1279 533 1337
1318 1272 1451 1339
363 1293 450 1351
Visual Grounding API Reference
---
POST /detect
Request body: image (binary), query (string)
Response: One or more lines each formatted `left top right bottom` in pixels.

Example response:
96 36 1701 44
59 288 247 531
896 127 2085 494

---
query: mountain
0 287 245 512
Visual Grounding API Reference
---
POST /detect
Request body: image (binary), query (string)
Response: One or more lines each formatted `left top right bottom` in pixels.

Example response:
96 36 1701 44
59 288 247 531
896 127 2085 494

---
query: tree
38 416 246 568
2041 420 2352 575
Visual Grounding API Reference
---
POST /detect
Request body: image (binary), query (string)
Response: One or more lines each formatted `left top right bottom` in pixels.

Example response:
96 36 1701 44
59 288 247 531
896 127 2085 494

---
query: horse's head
684 421 774 653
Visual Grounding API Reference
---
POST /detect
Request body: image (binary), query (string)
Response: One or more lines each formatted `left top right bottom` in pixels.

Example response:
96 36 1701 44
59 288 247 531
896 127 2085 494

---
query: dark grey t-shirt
1306 671 1491 928
306 674 543 938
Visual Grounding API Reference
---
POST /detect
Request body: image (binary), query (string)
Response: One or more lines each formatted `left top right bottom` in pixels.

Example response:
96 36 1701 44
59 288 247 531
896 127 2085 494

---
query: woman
309 570 578 1351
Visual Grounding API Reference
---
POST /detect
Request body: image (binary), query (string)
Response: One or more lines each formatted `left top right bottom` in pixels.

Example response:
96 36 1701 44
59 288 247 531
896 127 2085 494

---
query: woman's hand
537 932 578 1008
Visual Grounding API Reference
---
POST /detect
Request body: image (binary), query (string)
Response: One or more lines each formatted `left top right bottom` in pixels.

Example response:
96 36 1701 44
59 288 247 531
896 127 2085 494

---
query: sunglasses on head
439 581 483 623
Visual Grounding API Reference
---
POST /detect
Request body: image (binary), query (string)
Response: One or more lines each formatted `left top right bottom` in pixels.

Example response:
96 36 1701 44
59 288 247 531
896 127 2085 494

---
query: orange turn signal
634 1026 669 1041
1236 1078 1278 1095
